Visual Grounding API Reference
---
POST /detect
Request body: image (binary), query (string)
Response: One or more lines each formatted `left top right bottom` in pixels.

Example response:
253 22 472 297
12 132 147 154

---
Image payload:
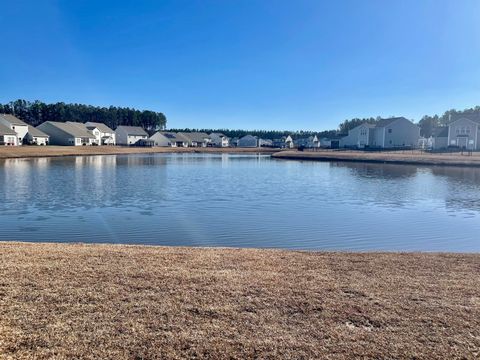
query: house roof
85 122 114 133
0 122 17 135
210 132 226 138
40 121 96 138
154 132 189 142
449 113 480 124
28 126 49 137
178 132 210 143
0 114 28 126
375 117 410 128
433 127 449 137
116 126 148 136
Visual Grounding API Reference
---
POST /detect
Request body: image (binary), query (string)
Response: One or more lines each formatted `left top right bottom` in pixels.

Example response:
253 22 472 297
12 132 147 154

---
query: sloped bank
0 242 479 359
272 150 480 167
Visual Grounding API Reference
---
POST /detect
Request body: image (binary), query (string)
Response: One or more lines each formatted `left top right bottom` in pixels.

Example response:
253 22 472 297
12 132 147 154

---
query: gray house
340 117 420 149
177 132 210 147
149 132 189 147
0 114 29 145
25 126 49 145
115 126 148 145
0 123 18 145
37 121 96 146
238 135 258 147
445 114 480 150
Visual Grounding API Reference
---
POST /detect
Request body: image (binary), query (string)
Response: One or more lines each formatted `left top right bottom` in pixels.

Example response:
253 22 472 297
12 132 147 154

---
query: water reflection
0 154 479 251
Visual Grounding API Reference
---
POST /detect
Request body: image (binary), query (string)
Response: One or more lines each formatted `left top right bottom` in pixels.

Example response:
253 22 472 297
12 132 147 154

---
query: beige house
37 121 96 146
0 123 18 145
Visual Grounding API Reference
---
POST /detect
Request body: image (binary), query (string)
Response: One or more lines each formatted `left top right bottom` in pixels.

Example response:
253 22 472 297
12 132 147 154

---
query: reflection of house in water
331 161 419 180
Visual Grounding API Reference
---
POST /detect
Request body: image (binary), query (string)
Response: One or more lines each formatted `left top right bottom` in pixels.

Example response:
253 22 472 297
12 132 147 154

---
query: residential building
37 121 96 146
258 138 273 147
340 117 420 149
177 132 210 147
0 123 18 145
25 126 49 145
445 114 480 150
431 127 449 150
85 122 116 145
115 126 149 145
0 114 29 145
149 132 189 147
209 133 230 147
238 135 258 147
285 135 294 148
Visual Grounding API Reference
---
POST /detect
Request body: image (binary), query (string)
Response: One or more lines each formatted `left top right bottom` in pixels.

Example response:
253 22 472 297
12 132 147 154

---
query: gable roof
116 126 148 136
28 126 49 137
177 132 210 143
449 113 480 124
0 122 18 135
0 114 28 126
39 121 96 138
375 117 410 128
85 121 114 133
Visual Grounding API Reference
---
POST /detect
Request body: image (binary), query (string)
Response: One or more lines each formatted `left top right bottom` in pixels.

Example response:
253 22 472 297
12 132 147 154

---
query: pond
1 153 479 251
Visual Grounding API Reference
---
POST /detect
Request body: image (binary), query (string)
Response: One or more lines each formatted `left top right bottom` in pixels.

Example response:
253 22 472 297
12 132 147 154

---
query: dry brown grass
1 242 479 359
273 150 480 167
0 146 278 159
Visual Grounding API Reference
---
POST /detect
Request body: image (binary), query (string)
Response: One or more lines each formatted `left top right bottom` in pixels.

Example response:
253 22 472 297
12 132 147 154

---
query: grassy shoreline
272 149 480 167
1 242 479 359
0 146 279 159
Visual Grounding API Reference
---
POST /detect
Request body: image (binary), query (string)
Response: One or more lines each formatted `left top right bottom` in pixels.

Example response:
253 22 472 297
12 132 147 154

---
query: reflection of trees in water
330 161 418 180
431 167 480 185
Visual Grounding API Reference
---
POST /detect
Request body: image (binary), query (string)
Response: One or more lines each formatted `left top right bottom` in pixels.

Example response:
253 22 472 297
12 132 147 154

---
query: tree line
0 99 167 131
168 128 339 140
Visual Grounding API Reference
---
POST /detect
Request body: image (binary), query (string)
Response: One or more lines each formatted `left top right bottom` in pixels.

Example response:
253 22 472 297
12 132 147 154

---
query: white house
25 126 49 145
258 138 273 147
177 132 210 147
115 126 149 145
209 133 230 147
285 135 294 148
149 132 189 147
340 117 420 149
0 114 29 145
445 114 480 150
37 121 96 146
85 122 116 145
0 123 18 145
238 135 258 147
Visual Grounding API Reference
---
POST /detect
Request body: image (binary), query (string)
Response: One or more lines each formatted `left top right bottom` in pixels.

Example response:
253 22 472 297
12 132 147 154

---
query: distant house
445 114 480 150
85 122 116 145
431 127 449 150
294 136 320 149
149 132 189 147
230 137 240 147
320 135 344 149
272 138 287 148
238 135 258 147
25 126 49 145
177 132 210 147
37 121 96 146
340 117 420 149
258 138 273 147
0 114 29 145
0 123 18 146
209 133 230 147
285 135 294 148
115 126 149 145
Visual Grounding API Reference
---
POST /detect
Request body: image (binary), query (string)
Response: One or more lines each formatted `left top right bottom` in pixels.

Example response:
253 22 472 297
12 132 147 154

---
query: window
388 129 392 133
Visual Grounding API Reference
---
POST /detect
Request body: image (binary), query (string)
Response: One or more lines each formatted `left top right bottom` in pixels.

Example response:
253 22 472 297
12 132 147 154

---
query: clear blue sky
1 1 479 130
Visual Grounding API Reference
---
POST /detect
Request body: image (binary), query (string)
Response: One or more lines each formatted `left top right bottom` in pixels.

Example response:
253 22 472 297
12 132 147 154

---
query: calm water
1 153 479 252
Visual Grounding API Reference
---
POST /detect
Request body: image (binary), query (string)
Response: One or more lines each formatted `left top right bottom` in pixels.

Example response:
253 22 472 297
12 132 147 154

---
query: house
285 135 294 148
85 122 116 145
0 114 29 145
149 132 189 147
444 114 480 150
340 117 420 149
320 135 345 149
115 126 149 145
258 138 273 147
25 126 49 145
230 137 239 147
238 135 258 147
0 123 18 145
272 138 287 148
37 121 96 146
177 132 210 147
209 133 230 147
293 136 320 149
431 127 449 150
